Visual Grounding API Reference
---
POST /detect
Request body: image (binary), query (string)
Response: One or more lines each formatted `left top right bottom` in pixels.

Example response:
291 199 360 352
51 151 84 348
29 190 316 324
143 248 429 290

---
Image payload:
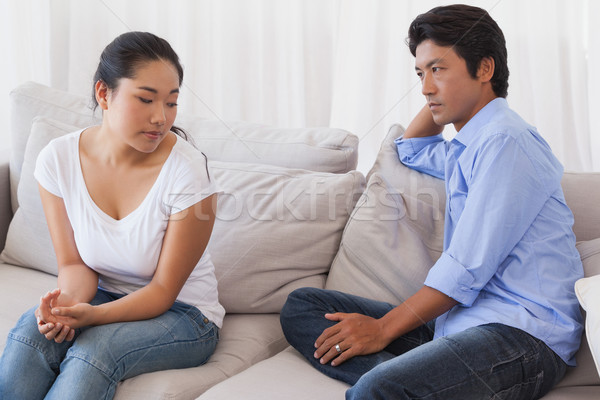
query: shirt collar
452 97 508 147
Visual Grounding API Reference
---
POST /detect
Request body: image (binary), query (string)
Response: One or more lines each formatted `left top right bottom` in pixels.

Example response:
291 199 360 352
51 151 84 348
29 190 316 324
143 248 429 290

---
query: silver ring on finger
335 344 342 353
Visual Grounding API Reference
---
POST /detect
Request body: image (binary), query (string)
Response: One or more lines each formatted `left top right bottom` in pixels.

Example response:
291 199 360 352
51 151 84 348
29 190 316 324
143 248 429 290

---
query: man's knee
347 366 409 400
281 287 313 332
281 287 324 320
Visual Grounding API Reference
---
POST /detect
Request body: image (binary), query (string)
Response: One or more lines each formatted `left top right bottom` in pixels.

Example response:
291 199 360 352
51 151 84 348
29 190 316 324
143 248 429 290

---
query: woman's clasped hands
35 288 93 343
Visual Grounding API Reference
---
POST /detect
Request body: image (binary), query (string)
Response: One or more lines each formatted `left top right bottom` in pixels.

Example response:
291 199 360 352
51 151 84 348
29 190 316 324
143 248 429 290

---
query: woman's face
100 59 180 154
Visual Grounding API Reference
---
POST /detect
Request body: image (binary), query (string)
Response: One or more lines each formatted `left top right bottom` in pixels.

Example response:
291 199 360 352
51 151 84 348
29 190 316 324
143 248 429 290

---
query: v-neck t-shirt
34 129 225 328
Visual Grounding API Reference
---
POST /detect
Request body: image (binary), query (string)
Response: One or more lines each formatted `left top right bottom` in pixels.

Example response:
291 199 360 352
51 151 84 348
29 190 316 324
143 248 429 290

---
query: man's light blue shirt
395 98 583 366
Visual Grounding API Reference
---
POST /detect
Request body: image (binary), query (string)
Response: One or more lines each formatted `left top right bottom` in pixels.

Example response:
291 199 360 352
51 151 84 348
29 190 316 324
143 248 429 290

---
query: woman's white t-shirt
34 129 225 328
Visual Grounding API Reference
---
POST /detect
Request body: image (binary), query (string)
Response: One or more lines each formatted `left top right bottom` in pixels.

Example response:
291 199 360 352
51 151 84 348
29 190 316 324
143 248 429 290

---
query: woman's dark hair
407 4 509 98
91 31 189 140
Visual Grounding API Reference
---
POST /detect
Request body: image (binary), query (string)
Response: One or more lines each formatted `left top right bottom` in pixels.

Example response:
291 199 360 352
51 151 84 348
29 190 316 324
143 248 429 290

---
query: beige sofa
0 82 598 399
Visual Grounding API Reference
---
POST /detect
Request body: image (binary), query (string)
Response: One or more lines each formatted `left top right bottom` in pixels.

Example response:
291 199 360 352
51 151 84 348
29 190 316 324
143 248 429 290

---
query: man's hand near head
404 105 445 139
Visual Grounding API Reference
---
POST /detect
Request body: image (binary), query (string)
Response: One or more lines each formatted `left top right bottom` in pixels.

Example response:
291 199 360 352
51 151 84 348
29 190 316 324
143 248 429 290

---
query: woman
0 31 224 399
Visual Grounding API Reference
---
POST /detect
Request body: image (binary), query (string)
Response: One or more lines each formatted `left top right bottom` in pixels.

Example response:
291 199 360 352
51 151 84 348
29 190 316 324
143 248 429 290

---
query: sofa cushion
113 313 288 400
0 264 57 351
8 82 99 212
562 173 600 242
198 346 349 400
578 238 600 277
0 117 70 273
208 161 365 313
178 115 359 174
539 386 600 400
325 124 445 303
9 82 359 212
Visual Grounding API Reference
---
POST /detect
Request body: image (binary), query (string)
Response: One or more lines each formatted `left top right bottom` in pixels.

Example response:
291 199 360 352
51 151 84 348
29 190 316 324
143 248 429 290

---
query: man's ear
478 57 495 82
95 80 109 110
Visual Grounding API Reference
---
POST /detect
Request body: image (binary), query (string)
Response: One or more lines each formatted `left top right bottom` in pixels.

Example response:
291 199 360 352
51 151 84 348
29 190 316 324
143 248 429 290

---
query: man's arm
403 104 444 139
314 286 458 366
395 104 447 179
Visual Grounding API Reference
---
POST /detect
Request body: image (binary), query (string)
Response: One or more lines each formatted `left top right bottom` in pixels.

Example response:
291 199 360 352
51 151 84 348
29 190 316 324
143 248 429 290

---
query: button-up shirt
395 98 583 365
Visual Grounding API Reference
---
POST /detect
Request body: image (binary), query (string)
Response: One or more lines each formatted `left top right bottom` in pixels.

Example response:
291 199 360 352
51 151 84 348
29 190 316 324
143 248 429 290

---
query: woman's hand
36 288 76 343
50 302 97 329
313 313 390 367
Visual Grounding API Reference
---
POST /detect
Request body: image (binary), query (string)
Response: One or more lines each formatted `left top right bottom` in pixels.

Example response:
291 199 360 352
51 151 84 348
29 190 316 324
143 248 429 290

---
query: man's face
415 39 492 132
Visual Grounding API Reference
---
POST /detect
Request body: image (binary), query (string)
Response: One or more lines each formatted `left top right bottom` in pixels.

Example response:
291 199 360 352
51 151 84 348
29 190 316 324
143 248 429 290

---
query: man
280 4 583 399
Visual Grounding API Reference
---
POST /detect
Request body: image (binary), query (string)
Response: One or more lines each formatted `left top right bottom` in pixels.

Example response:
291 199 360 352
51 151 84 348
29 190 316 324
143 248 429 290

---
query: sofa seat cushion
198 346 349 400
0 263 57 348
0 263 288 399
197 344 600 400
114 313 288 400
539 386 600 400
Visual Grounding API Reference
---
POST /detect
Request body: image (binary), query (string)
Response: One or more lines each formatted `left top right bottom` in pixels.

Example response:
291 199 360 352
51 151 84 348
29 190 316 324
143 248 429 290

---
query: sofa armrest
0 150 13 252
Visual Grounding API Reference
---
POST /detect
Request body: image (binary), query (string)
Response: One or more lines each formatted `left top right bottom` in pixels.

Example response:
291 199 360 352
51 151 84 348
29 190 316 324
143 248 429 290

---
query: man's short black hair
407 4 509 98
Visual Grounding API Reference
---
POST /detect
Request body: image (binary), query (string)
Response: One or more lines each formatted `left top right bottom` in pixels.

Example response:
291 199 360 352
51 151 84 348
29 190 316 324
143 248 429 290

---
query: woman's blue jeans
280 287 567 400
0 289 219 400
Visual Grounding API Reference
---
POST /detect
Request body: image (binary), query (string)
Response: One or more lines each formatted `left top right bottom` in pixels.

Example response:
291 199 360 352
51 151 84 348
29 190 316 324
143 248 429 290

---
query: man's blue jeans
280 287 567 400
0 289 219 400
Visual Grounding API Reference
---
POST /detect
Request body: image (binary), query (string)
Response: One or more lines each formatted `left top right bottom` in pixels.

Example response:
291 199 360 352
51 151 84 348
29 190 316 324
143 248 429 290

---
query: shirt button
203 317 209 324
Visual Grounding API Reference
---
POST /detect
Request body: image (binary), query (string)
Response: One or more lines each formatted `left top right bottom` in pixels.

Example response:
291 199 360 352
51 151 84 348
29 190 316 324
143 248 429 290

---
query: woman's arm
39 185 100 302
37 185 99 341
51 194 218 327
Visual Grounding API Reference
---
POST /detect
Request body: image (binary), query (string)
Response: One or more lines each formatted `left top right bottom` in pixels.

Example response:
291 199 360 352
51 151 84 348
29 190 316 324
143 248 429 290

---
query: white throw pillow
208 161 365 313
575 274 600 377
1 117 77 274
325 124 446 304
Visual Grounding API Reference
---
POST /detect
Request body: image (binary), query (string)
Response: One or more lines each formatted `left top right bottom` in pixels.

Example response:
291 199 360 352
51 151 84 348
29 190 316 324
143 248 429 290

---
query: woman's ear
95 80 109 110
478 57 495 83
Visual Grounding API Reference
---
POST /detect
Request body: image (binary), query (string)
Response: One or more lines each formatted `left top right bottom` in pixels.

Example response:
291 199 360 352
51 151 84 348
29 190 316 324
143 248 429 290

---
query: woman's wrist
89 304 106 326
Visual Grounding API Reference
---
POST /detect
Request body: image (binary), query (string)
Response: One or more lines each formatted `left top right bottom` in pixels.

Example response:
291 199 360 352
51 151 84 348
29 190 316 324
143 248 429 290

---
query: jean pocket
190 311 218 340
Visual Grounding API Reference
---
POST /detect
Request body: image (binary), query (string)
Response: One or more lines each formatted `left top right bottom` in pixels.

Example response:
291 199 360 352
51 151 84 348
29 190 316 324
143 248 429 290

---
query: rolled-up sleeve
395 134 447 179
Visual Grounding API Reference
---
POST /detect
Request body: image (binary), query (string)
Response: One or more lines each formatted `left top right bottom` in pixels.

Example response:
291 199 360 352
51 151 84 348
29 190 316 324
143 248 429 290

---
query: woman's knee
8 306 38 337
6 307 70 359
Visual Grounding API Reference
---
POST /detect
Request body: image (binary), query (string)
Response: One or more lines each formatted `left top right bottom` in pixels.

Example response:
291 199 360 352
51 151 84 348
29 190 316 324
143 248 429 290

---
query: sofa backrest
8 81 359 213
562 172 600 242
